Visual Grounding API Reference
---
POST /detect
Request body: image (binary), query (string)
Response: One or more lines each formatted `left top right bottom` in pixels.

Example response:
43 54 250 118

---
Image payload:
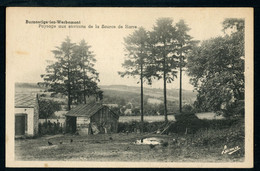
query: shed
15 93 39 137
65 103 119 135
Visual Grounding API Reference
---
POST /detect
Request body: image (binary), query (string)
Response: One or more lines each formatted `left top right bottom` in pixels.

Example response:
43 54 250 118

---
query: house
15 93 39 137
65 103 119 135
104 104 119 108
124 109 132 115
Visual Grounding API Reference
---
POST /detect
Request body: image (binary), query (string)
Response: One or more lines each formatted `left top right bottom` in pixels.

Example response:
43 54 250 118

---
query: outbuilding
15 93 39 137
65 103 119 135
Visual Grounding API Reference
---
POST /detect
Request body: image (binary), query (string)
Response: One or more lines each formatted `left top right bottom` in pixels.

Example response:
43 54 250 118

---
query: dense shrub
220 100 245 118
193 124 244 146
167 112 243 134
182 104 194 113
192 119 245 158
168 112 204 134
118 121 165 133
39 121 63 135
201 117 243 130
117 114 244 137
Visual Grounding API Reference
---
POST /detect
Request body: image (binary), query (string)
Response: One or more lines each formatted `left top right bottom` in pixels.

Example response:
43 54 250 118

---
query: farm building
15 93 39 137
65 103 119 135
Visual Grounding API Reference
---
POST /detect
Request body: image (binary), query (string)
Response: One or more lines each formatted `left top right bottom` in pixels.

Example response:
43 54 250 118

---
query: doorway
15 114 27 135
66 116 77 133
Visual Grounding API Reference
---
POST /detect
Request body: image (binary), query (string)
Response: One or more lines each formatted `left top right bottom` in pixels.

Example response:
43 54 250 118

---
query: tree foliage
150 18 179 84
149 18 179 122
39 99 61 120
40 37 100 110
72 40 100 104
186 18 245 117
175 19 197 113
118 27 153 123
119 18 195 122
119 27 156 82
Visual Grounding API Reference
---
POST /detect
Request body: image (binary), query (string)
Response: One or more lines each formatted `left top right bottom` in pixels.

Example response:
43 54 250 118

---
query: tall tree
119 27 154 125
186 18 244 117
73 40 99 104
40 37 100 110
150 18 178 122
175 20 196 113
41 37 76 110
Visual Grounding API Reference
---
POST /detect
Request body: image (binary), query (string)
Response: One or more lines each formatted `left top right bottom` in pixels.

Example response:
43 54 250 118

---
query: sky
6 8 250 90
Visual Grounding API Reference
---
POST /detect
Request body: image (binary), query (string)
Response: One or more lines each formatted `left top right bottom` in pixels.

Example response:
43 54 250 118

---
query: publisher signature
221 145 240 155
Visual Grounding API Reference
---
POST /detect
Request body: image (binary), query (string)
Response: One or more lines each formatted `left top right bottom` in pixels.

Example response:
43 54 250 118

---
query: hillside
15 82 45 93
100 85 197 104
15 82 197 109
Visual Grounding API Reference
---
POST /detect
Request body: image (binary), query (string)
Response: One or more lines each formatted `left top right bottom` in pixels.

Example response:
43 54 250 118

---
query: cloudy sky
6 7 251 90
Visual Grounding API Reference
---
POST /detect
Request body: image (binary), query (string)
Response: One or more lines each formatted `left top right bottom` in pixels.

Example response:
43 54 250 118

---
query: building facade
15 93 39 137
65 103 119 135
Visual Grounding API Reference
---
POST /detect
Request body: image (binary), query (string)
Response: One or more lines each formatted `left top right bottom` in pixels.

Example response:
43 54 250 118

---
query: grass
15 125 244 162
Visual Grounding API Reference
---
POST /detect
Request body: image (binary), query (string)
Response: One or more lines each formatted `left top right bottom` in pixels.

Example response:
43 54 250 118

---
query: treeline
119 17 245 122
119 18 197 122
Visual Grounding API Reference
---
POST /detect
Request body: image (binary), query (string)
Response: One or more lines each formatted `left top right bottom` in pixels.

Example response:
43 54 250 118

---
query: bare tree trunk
179 54 182 113
67 85 71 110
83 58 87 104
45 116 48 128
83 67 86 104
67 54 71 111
163 55 168 123
140 63 144 132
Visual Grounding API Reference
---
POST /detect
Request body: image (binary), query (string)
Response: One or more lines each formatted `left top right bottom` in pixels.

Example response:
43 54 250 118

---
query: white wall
15 108 34 136
77 117 90 135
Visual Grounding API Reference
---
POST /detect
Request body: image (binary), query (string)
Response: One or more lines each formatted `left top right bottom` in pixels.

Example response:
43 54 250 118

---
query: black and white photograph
6 7 253 168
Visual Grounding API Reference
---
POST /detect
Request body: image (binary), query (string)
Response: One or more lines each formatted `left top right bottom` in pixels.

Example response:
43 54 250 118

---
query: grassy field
15 131 244 162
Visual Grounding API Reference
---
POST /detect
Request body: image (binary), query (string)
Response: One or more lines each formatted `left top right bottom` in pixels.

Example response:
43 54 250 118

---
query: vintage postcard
6 7 253 168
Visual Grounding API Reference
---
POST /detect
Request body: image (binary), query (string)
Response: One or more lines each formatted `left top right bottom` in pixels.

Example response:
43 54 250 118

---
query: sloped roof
15 93 38 108
65 103 119 119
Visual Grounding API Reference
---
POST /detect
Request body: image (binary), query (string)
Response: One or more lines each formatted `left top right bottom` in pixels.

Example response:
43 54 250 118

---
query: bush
167 112 244 134
192 119 245 159
118 121 165 133
224 100 245 118
200 118 243 130
182 104 194 113
169 112 204 134
39 121 63 135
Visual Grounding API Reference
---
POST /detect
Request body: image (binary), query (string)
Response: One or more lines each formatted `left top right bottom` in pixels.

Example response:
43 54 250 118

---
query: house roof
15 93 38 108
65 103 119 119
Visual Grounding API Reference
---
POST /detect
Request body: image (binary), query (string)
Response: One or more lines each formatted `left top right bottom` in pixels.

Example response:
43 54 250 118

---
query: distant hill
99 85 197 103
15 82 45 93
15 82 41 89
15 82 198 115
15 82 197 105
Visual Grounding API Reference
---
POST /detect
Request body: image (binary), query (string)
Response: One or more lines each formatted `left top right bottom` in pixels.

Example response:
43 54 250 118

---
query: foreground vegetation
16 117 244 162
